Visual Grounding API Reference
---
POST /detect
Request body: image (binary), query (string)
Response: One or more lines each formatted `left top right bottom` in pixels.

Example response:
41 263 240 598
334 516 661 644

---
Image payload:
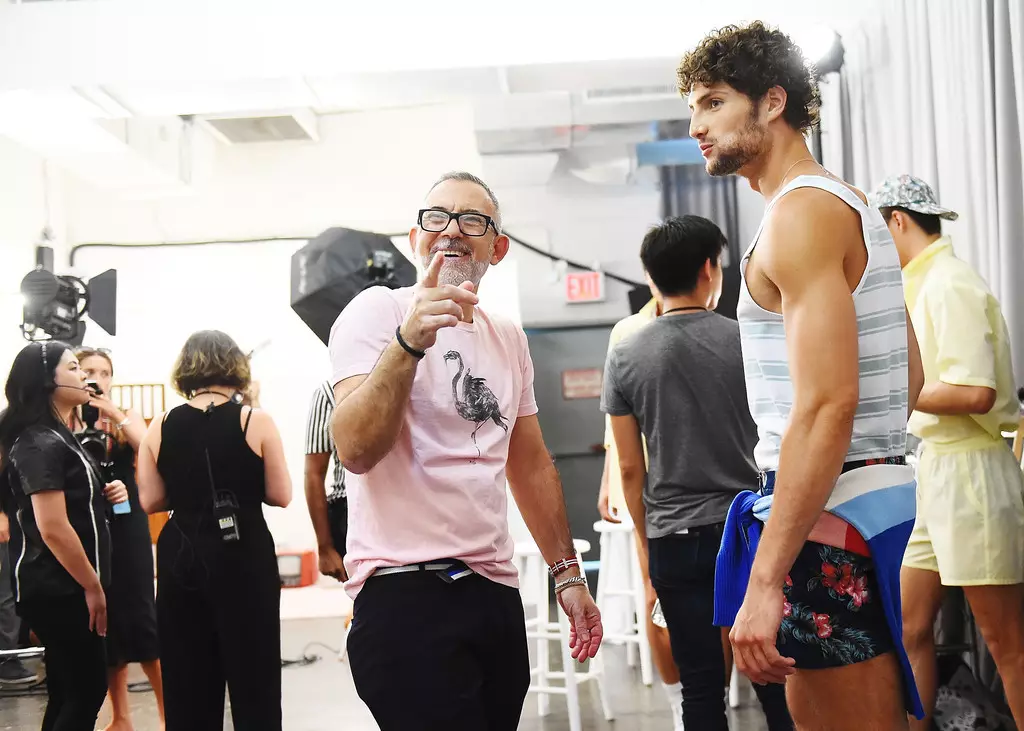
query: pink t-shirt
328 285 538 598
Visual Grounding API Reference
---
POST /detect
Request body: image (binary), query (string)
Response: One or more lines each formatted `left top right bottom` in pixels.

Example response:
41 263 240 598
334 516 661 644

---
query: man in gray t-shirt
601 311 757 536
600 216 792 730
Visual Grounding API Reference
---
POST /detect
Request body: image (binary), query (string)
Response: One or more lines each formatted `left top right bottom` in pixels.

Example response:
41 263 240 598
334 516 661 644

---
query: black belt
671 521 726 536
759 455 907 496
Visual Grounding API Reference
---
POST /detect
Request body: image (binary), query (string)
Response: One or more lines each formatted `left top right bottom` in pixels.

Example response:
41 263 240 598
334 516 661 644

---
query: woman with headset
0 341 129 731
137 330 292 730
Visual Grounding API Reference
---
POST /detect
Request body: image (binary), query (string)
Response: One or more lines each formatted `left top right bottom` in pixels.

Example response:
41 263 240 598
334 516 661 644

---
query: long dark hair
0 341 72 464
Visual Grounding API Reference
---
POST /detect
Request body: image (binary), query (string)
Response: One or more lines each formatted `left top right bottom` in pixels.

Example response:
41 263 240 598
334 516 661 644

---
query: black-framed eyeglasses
418 209 497 237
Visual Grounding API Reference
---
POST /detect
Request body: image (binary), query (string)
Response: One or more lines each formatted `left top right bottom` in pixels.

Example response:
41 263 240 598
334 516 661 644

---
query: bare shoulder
759 187 862 287
242 406 275 431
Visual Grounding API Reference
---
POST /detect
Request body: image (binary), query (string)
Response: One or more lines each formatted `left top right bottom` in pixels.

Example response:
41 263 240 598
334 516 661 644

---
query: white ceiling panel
106 78 317 117
505 58 679 96
307 67 503 112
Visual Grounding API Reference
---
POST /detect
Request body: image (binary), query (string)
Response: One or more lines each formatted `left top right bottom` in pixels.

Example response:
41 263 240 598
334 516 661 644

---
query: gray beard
420 254 489 289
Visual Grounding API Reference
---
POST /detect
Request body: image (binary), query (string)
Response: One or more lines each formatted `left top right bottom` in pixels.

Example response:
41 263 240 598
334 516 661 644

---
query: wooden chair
110 383 168 544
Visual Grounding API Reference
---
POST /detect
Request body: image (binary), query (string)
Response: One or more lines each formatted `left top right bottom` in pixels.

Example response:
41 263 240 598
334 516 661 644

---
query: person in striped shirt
304 380 347 581
680 21 925 729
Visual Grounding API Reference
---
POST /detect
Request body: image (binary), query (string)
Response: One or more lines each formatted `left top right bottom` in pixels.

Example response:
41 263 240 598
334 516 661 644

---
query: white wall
0 136 69 407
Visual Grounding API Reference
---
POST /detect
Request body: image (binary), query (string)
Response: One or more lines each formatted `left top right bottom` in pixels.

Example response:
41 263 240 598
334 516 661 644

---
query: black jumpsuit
155 402 281 731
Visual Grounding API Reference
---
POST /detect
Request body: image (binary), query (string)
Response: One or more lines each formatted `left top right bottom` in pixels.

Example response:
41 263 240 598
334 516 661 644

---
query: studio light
20 267 117 345
790 24 845 77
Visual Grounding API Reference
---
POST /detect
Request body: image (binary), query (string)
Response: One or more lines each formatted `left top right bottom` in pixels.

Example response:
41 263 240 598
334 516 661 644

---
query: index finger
421 252 444 288
435 285 479 306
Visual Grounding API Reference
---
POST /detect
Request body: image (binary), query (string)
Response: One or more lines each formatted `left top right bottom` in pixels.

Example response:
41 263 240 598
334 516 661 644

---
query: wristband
395 327 426 359
554 575 587 595
116 418 131 431
548 557 579 577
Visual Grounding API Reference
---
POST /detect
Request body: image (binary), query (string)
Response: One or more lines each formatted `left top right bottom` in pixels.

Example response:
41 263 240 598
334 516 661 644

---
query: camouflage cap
869 174 958 220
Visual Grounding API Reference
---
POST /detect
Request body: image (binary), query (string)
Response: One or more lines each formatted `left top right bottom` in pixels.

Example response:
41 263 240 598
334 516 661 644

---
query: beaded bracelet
554 575 587 595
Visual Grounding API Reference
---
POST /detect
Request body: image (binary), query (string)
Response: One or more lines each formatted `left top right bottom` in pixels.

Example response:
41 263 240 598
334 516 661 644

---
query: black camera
78 380 114 481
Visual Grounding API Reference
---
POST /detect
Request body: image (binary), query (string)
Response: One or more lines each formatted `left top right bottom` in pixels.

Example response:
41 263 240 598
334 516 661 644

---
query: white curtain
835 0 1024 383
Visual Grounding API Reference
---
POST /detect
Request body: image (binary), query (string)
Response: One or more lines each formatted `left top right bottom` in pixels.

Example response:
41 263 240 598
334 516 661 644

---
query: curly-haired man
679 22 926 730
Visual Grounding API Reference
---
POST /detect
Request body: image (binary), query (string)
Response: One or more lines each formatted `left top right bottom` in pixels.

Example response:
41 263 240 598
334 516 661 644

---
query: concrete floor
0 617 771 730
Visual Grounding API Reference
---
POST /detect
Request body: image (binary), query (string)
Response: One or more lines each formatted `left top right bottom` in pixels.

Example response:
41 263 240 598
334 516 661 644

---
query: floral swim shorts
778 541 894 668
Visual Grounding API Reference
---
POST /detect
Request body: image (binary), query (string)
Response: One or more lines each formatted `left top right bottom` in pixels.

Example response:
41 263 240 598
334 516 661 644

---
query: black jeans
649 527 794 731
347 570 531 731
19 592 108 731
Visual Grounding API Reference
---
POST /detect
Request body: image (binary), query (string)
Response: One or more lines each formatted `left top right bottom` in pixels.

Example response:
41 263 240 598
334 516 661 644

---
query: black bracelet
395 327 426 359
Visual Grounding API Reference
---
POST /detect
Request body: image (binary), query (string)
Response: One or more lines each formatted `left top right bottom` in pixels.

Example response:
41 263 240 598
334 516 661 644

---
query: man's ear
491 234 510 265
763 86 788 123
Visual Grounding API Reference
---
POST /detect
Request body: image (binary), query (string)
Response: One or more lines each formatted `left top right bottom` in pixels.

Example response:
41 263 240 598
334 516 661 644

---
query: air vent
583 85 679 103
201 109 319 145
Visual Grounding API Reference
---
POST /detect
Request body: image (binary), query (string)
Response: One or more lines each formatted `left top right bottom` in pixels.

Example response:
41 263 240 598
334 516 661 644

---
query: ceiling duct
201 108 319 144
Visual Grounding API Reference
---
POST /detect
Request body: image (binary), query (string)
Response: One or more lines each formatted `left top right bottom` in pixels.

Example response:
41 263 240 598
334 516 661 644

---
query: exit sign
565 271 606 303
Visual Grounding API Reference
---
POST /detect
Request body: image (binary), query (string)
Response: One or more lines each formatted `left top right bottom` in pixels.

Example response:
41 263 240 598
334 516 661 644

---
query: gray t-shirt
600 311 758 538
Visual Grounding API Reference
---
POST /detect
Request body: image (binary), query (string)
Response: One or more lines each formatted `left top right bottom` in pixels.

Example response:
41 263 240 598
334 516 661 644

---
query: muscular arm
505 415 577 568
749 193 861 590
330 339 419 474
610 414 648 568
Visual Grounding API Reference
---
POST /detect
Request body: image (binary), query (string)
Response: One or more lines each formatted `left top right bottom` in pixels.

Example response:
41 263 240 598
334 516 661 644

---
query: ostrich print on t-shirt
443 350 509 460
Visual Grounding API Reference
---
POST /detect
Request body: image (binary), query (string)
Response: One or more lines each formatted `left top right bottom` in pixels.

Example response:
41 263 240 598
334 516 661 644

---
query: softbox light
291 228 417 345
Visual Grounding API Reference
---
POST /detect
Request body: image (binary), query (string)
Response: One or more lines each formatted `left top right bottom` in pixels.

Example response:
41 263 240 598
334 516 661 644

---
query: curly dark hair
677 21 821 132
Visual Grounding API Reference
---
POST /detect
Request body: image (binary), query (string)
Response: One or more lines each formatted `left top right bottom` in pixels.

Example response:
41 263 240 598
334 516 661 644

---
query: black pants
348 570 531 731
157 523 282 731
649 527 794 731
19 593 108 731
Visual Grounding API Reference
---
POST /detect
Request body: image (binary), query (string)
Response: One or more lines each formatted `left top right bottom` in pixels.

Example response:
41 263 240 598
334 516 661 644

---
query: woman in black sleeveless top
136 331 292 731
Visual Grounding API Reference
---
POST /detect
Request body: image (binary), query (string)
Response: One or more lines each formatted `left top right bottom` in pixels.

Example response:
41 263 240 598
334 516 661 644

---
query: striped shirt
737 175 909 471
305 381 346 499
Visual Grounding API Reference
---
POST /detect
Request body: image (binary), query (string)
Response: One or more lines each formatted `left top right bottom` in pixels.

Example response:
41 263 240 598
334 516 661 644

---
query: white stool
513 538 613 731
593 518 654 687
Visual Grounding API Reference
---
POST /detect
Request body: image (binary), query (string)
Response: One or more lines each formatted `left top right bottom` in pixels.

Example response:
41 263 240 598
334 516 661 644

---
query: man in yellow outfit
872 174 1024 730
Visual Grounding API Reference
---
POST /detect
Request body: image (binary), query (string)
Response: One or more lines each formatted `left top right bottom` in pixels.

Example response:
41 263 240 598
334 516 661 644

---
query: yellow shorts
903 439 1024 585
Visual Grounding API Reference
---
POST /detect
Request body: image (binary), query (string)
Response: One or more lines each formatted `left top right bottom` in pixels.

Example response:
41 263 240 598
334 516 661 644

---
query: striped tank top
737 175 909 471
